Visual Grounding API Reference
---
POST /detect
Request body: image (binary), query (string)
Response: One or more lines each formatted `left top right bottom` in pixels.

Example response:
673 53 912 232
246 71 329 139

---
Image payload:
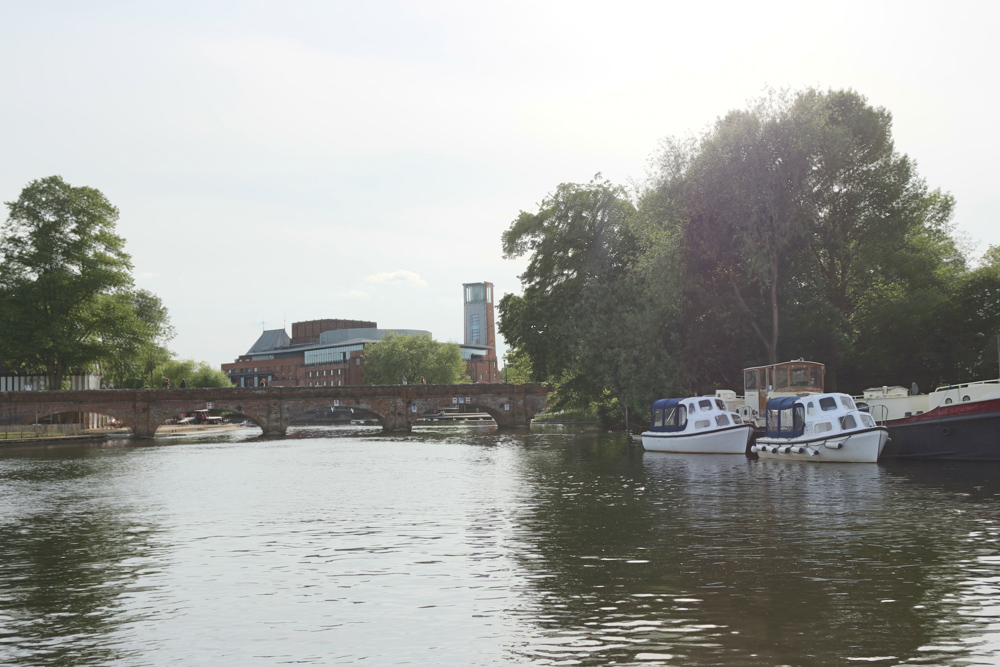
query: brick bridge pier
0 384 552 438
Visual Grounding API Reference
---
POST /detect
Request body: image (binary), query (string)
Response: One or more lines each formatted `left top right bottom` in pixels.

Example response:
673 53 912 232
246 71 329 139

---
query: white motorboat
642 396 754 454
751 393 888 463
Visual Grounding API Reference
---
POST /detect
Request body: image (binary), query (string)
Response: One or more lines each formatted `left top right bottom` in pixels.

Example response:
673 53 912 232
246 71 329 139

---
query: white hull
642 425 753 454
754 427 889 463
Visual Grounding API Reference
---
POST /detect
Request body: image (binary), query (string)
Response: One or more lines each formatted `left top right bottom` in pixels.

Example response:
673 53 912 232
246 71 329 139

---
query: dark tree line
500 89 1000 419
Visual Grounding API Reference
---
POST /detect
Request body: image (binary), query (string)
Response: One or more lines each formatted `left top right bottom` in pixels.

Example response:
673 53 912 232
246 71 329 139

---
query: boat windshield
764 397 805 438
649 402 688 432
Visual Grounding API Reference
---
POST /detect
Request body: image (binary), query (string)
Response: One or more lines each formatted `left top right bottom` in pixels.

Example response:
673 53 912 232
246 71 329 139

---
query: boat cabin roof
648 396 739 433
764 392 868 438
744 360 825 394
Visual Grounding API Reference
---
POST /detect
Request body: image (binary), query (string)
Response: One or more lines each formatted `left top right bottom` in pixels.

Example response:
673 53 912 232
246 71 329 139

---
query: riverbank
0 423 247 447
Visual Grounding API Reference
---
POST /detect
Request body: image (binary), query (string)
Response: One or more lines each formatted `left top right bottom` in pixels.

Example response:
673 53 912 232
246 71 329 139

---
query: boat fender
780 446 791 454
769 445 780 454
792 446 804 454
808 449 820 456
824 442 843 450
751 445 760 453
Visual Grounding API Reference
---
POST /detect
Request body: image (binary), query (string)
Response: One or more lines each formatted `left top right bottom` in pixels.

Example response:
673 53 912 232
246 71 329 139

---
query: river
0 424 997 665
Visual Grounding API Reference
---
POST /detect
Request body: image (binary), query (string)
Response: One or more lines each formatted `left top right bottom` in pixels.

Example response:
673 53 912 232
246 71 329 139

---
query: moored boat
642 396 754 454
751 393 889 463
737 359 826 427
858 380 1000 460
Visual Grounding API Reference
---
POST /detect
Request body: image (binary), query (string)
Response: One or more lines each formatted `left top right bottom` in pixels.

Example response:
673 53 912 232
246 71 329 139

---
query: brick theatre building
222 282 500 387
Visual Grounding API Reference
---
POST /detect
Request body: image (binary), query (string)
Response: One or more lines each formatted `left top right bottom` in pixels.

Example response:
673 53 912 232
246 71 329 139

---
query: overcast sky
2 1 998 368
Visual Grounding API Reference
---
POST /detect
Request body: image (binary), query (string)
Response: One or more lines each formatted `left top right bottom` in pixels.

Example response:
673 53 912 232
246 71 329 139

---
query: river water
0 424 997 666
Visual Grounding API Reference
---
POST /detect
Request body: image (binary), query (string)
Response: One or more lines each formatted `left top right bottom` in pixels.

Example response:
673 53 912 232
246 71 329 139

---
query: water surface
0 425 997 665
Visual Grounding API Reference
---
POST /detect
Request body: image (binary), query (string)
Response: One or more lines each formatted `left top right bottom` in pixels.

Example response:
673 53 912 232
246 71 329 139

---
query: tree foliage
0 176 174 387
154 359 233 388
362 333 467 385
500 88 1000 413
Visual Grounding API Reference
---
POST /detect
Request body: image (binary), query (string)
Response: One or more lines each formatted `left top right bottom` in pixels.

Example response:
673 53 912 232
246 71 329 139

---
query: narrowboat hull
880 398 1000 460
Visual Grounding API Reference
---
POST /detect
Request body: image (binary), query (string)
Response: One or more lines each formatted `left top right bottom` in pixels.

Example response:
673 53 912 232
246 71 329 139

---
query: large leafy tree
499 175 682 418
679 93 811 365
362 333 467 385
648 88 963 391
0 176 171 387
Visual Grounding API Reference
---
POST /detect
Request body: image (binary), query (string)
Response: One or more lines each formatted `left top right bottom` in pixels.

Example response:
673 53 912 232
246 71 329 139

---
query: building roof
247 329 291 354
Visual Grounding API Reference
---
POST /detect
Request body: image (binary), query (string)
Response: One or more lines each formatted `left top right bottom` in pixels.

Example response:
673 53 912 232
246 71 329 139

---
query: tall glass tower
463 281 495 349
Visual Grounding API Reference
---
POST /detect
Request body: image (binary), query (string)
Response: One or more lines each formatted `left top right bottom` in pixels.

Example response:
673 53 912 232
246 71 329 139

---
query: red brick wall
291 319 377 346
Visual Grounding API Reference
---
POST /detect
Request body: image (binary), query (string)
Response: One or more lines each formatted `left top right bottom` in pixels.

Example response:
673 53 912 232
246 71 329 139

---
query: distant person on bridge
401 377 407 385
180 378 187 389
162 377 170 389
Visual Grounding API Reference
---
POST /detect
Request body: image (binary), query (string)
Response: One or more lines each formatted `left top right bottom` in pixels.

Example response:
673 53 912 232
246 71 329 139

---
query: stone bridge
0 383 552 438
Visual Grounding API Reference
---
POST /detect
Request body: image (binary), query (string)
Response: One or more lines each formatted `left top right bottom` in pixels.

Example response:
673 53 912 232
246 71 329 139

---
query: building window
470 314 480 344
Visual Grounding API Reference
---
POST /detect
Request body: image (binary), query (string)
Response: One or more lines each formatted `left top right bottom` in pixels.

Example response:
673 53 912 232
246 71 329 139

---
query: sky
2 1 998 369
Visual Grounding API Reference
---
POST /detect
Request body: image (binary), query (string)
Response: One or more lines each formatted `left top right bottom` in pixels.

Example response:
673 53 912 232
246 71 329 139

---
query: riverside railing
1 423 83 440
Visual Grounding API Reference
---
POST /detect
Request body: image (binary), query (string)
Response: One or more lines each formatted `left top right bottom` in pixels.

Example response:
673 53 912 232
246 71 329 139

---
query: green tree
499 175 683 419
154 359 233 388
0 176 171 387
501 347 533 384
646 88 963 391
362 333 467 385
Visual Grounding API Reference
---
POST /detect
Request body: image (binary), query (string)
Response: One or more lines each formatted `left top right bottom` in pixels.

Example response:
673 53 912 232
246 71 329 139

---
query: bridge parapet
0 383 552 438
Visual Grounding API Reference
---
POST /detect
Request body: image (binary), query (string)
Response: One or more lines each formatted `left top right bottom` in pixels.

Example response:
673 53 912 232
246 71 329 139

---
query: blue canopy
765 396 801 412
764 396 805 438
649 398 687 433
651 398 684 411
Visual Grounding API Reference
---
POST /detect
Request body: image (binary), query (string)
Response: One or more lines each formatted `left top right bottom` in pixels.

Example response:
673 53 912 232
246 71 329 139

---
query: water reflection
0 447 166 666
507 440 1000 666
0 427 996 665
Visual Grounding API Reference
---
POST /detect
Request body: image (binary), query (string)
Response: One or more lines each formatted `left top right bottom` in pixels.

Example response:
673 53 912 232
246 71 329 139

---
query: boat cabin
764 393 875 439
743 360 825 422
649 396 742 433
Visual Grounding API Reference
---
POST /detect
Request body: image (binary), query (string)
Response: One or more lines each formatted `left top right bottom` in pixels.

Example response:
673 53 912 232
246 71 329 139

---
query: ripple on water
0 430 997 665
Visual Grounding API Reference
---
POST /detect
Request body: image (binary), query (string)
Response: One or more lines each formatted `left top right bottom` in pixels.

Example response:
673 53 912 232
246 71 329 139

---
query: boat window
776 405 805 434
789 364 810 387
677 405 687 429
962 395 971 402
819 397 838 411
699 399 713 410
806 402 815 416
945 398 953 404
839 396 855 410
840 414 858 430
695 419 711 429
775 367 789 390
652 409 664 429
715 399 726 410
810 366 823 390
745 370 758 392
860 414 875 428
780 408 793 432
715 414 730 426
688 403 696 413
815 422 833 433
